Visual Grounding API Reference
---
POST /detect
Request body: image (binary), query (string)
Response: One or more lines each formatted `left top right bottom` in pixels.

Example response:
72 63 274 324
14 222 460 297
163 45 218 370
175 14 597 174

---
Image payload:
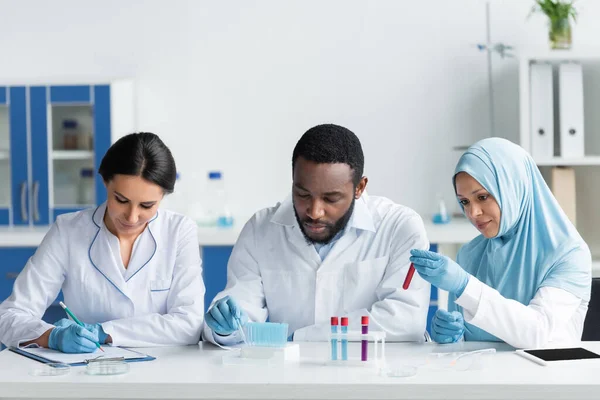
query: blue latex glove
409 249 470 296
53 318 109 344
431 309 465 344
205 295 248 336
48 324 99 353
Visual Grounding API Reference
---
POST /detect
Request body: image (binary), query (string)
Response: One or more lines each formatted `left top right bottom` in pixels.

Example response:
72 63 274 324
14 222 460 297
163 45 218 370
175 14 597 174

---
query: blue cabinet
0 83 131 226
0 248 64 319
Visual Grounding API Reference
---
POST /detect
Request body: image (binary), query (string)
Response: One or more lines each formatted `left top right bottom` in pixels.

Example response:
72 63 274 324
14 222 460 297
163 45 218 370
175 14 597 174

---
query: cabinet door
30 87 50 225
47 85 96 220
0 87 11 225
9 87 29 226
93 85 111 205
0 247 64 326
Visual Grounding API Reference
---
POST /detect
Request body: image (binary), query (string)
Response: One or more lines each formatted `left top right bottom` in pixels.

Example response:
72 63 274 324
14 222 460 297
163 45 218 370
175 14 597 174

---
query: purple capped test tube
361 316 369 361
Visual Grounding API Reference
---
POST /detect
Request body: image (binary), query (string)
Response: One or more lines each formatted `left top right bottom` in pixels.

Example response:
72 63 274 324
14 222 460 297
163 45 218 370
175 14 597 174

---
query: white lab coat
456 276 588 349
203 193 431 345
0 204 205 348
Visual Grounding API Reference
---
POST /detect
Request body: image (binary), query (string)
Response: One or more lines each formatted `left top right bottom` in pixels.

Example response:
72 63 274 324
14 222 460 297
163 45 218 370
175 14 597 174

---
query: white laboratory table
0 341 599 400
0 219 478 247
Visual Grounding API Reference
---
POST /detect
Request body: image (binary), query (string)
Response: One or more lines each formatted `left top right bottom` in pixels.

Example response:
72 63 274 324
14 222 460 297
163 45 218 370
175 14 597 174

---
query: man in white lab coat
203 124 431 345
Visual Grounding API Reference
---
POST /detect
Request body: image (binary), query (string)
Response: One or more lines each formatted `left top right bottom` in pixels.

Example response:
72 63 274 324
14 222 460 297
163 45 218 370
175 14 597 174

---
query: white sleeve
456 276 582 349
0 223 66 348
293 214 431 342
202 216 267 347
101 219 205 347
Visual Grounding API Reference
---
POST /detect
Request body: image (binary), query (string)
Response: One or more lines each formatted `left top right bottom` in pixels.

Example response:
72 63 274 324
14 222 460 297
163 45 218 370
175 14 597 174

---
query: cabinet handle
20 181 28 221
32 181 40 222
5 272 19 279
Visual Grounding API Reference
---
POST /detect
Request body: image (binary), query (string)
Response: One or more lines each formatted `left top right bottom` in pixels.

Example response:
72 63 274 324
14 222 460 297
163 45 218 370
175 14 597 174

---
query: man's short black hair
292 124 364 186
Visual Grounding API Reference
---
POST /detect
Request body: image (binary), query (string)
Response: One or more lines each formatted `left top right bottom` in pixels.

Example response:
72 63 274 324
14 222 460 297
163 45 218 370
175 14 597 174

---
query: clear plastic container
29 362 70 376
78 168 95 205
192 171 234 228
86 360 130 375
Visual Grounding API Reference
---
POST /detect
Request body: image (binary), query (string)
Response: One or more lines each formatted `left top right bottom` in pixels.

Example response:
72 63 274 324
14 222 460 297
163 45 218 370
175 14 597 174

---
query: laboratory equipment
193 171 233 228
341 317 348 361
432 198 450 224
331 317 338 361
244 322 288 347
29 363 70 377
402 263 415 290
327 320 386 368
62 119 78 150
361 316 369 361
379 364 417 378
426 348 496 371
222 322 300 365
86 359 130 375
237 317 248 345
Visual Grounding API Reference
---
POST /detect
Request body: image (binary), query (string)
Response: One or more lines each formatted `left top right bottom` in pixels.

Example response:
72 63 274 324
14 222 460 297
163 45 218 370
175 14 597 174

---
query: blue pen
341 317 348 361
330 317 338 361
59 301 104 352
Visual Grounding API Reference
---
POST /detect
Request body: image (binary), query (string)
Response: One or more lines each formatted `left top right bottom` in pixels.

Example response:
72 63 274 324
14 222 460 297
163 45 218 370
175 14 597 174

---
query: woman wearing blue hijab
410 138 591 348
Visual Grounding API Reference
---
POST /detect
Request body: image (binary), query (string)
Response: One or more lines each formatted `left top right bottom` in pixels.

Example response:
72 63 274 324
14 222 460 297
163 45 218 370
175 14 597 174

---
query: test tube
330 317 338 361
341 317 348 361
361 316 369 362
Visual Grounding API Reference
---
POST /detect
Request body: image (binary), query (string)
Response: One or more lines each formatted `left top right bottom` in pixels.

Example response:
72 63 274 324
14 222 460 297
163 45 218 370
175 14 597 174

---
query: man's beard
294 198 355 245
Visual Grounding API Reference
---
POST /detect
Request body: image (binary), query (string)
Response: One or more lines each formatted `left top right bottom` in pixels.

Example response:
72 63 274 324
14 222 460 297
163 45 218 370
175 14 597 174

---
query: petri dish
86 360 130 376
380 365 418 378
30 363 71 376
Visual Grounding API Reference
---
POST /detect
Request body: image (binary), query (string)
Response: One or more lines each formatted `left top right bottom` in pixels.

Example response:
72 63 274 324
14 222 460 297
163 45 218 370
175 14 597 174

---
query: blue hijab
448 138 591 342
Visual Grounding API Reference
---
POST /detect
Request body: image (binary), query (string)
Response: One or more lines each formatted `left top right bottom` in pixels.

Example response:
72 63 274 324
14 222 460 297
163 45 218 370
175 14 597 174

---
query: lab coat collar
89 203 159 300
270 192 377 233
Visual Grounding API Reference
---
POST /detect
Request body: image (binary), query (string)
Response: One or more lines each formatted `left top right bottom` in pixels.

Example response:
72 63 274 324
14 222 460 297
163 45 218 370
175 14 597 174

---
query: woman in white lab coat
410 138 591 349
0 132 205 353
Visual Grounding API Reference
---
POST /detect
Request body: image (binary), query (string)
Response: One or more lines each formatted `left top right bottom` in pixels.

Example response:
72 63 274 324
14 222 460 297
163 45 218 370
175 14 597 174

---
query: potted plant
530 0 578 49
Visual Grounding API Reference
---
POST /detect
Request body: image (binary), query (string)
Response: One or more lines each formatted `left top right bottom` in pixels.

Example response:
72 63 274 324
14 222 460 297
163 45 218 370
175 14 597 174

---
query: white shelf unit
0 150 8 160
520 52 600 162
519 52 600 261
52 150 94 160
535 156 600 166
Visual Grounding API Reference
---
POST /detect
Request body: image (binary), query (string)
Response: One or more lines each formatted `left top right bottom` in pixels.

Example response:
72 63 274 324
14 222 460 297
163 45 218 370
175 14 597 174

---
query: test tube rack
327 331 386 368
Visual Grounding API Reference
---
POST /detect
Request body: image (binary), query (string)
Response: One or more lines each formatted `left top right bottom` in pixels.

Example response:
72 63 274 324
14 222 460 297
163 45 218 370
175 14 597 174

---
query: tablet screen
524 347 600 362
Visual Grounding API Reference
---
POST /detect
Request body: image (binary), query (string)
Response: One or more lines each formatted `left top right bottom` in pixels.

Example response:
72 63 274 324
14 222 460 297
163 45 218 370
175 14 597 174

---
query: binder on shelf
558 63 585 158
530 63 555 160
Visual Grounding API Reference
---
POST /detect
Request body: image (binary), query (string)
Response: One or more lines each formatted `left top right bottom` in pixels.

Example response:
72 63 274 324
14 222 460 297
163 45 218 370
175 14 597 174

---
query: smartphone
516 347 600 366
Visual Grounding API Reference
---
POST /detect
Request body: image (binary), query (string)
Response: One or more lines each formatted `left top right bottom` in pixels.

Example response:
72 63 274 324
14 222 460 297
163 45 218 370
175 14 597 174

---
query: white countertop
0 341 599 400
0 218 478 247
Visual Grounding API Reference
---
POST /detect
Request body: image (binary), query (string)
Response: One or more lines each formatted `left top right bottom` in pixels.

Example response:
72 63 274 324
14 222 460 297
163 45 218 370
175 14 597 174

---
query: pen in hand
58 301 104 352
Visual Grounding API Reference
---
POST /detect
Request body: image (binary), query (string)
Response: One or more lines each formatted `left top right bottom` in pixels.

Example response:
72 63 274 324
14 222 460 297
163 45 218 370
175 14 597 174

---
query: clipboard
10 346 155 366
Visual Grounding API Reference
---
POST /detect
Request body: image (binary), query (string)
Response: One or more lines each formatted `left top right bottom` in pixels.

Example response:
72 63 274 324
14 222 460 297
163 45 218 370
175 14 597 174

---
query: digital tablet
516 347 600 366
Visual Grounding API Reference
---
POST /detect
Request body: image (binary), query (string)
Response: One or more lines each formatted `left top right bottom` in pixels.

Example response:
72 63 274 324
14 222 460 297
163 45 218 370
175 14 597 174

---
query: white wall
1 0 600 250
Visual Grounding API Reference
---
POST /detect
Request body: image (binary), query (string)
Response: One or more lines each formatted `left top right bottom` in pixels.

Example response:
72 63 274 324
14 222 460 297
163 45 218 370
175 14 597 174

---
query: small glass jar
62 119 79 150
